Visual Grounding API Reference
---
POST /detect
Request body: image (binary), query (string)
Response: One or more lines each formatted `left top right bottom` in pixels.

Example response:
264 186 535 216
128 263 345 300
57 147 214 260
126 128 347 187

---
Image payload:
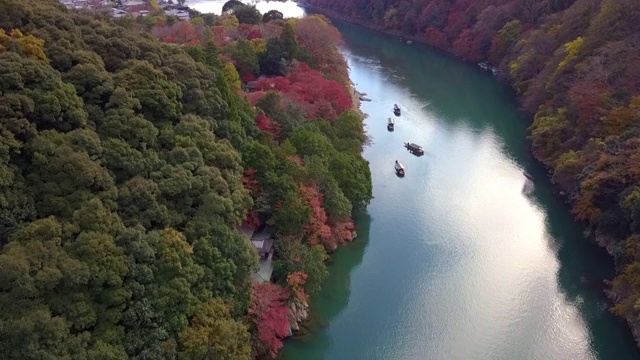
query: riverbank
282 19 640 358
297 3 490 71
300 2 640 347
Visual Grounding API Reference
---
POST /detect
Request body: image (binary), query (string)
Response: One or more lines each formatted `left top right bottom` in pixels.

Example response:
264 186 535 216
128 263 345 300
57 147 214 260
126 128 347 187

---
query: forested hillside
304 0 640 342
0 0 371 358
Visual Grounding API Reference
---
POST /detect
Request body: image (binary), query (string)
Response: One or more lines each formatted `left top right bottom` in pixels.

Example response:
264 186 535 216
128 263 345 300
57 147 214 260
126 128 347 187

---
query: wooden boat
387 118 395 131
524 170 535 182
393 104 401 116
395 160 405 177
404 142 424 155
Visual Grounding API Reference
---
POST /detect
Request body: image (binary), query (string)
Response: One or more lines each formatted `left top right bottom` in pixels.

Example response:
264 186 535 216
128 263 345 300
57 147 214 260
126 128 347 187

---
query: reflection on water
187 0 305 17
182 2 640 358
280 19 640 360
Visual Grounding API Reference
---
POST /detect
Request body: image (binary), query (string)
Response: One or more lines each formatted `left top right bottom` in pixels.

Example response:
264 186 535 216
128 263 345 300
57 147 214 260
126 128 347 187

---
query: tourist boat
524 170 535 182
395 160 405 177
387 118 395 131
404 142 424 155
393 104 401 116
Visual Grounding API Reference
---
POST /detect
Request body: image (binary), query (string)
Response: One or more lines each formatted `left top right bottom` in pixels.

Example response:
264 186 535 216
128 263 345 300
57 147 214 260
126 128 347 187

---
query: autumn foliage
307 0 640 336
299 182 332 247
254 63 352 121
249 283 291 358
255 113 282 138
149 9 369 358
287 271 310 303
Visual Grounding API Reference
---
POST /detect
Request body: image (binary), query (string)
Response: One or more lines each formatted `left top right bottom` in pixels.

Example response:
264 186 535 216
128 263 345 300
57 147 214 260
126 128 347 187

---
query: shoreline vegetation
0 0 371 359
300 0 640 347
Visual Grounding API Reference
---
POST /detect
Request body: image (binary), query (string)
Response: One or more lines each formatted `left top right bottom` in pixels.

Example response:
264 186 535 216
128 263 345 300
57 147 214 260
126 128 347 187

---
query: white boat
395 160 405 177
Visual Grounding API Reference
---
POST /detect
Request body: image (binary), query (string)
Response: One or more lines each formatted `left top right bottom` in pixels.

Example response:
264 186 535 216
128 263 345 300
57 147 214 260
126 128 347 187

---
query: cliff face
287 298 310 336
305 0 640 346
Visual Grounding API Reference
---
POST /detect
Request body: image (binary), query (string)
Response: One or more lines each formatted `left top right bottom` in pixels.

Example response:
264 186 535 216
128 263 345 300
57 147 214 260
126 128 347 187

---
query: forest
0 0 371 358
303 0 640 342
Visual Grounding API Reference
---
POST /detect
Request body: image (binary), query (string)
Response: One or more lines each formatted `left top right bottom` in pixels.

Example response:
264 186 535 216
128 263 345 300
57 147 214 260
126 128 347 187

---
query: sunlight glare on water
182 3 640 358
187 0 305 17
283 20 640 360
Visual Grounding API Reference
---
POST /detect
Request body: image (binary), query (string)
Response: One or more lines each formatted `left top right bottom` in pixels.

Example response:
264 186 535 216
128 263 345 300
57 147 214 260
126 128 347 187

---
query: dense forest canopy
0 0 371 358
304 0 640 342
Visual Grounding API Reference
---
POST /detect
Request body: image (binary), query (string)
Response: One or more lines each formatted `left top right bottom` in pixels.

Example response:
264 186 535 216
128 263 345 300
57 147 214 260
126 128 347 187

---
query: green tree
263 10 284 23
227 39 259 77
113 60 183 122
274 239 328 296
178 299 252 360
233 5 262 25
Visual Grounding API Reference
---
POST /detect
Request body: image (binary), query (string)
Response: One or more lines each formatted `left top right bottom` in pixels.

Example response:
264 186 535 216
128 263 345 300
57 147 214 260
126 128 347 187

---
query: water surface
184 3 640 358
280 19 640 360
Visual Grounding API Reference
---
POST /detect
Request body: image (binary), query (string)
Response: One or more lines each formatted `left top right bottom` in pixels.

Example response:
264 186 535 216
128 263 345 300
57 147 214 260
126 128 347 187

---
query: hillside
304 0 640 344
0 0 371 358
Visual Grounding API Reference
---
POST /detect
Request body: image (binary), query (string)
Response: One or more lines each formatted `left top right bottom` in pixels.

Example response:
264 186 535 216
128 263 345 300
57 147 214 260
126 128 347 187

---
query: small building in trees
165 8 191 21
243 80 258 92
241 224 276 283
123 0 147 12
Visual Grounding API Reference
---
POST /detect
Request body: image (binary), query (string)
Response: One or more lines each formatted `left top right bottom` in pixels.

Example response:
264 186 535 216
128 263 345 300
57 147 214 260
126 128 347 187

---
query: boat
404 142 424 155
524 170 535 182
393 104 401 116
387 118 395 131
395 160 405 177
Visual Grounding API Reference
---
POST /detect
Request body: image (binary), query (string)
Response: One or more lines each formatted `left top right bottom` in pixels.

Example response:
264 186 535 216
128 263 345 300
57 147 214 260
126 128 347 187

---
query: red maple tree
255 113 282 138
242 167 261 195
254 63 352 121
249 283 291 359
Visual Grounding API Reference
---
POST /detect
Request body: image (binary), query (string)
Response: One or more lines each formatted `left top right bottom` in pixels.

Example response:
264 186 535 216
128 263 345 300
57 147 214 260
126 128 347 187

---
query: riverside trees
0 1 371 358
307 0 640 338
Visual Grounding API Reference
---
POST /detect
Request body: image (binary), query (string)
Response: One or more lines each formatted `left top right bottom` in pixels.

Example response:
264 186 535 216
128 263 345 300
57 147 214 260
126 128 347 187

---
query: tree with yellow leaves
0 29 48 62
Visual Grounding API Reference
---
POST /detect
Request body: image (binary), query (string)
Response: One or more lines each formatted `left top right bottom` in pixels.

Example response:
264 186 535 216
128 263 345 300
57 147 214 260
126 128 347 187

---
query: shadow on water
282 14 640 360
279 211 372 359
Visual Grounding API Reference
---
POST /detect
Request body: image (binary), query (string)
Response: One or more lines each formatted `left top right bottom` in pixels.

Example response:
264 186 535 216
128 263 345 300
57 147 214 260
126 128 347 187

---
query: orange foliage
288 155 303 166
286 271 309 303
329 220 355 246
298 182 331 246
423 25 449 48
211 25 232 47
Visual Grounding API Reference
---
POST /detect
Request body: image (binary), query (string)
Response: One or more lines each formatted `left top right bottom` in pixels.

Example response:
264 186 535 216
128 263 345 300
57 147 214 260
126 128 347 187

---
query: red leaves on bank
249 283 291 359
254 63 352 121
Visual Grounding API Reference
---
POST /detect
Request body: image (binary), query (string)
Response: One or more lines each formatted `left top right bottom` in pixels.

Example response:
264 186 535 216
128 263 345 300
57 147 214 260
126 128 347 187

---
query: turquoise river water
188 2 640 359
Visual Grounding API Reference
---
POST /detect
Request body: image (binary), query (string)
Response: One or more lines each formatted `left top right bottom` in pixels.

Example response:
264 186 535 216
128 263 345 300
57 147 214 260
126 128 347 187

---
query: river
188 2 640 359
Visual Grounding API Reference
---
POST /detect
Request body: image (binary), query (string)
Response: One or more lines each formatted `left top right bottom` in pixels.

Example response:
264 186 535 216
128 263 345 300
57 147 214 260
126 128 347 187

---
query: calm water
280 19 640 360
187 3 640 359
